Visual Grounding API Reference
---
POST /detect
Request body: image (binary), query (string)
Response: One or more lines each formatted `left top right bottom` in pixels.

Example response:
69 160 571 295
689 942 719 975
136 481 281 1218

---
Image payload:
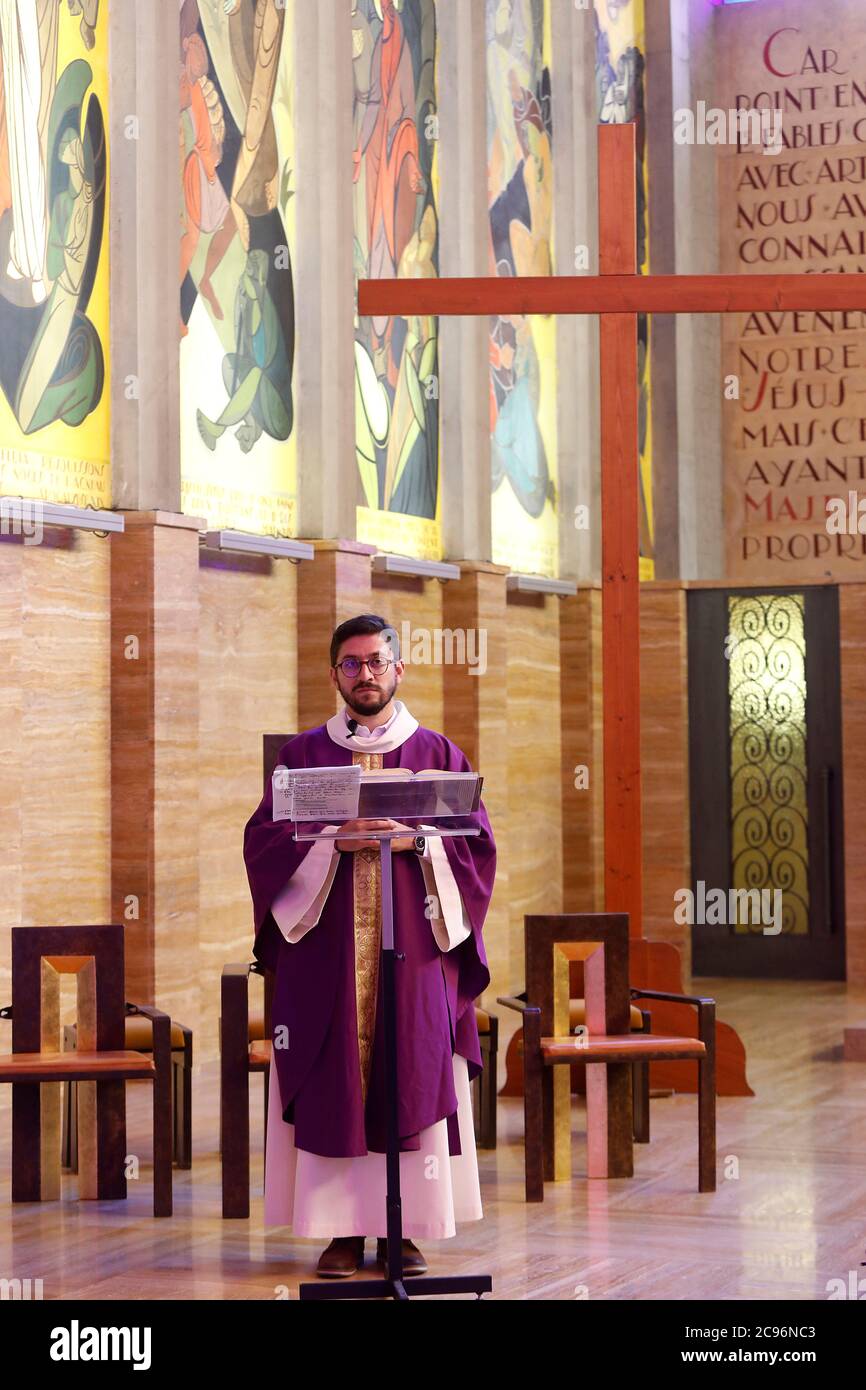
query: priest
243 613 496 1278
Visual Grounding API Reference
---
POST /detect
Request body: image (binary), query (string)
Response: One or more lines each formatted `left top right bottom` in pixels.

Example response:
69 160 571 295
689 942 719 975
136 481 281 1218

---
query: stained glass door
687 587 845 980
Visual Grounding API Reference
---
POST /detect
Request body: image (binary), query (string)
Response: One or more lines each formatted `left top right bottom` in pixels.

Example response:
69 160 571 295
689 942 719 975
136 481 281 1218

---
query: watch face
414 836 426 854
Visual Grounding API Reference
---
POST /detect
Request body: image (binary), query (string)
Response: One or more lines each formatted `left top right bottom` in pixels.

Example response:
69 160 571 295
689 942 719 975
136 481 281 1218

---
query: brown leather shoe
376 1238 428 1275
316 1236 365 1278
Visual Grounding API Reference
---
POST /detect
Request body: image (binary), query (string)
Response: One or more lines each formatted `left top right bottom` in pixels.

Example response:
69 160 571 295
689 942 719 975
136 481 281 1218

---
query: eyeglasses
334 655 395 678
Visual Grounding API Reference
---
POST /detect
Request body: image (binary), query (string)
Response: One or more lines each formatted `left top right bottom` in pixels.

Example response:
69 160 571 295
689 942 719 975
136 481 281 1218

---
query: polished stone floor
1 978 865 1300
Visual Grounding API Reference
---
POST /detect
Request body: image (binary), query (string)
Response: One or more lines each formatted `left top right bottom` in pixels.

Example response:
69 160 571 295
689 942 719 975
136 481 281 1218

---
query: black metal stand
296 829 492 1302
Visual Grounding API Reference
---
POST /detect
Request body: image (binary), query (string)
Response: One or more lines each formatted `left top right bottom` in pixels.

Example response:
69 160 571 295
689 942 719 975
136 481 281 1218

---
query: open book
359 767 474 781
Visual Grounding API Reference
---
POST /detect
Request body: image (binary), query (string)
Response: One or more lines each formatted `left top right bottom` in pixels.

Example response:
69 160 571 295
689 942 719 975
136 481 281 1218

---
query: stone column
561 587 605 912
107 5 203 1033
645 0 681 579
296 540 376 730
670 0 723 580
292 0 360 543
437 0 491 564
111 513 202 1036
442 562 510 1001
639 583 691 970
554 0 600 586
108 0 181 513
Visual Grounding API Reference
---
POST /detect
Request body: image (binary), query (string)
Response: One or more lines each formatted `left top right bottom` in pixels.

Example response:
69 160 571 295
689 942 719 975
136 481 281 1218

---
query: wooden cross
359 123 866 937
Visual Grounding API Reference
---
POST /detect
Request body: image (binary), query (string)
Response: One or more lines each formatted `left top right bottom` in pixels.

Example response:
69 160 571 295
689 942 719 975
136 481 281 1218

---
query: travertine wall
504 591 564 991
0 535 111 1001
197 554 298 1058
639 585 691 969
5 556 866 1072
373 576 445 736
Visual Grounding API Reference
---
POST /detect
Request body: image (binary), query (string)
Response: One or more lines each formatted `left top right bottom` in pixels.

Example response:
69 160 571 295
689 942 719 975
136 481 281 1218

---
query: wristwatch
413 835 427 856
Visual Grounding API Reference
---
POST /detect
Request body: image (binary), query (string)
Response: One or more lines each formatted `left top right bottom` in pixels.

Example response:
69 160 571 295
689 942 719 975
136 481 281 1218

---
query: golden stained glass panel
728 594 809 935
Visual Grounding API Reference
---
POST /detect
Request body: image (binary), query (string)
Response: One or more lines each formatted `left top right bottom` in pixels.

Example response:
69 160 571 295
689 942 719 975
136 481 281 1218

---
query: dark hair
329 614 399 667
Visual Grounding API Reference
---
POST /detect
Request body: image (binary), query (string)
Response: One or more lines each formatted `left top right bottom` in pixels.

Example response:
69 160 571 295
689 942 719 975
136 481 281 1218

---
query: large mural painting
353 0 441 561
594 0 655 580
487 0 558 579
180 0 296 536
0 0 109 508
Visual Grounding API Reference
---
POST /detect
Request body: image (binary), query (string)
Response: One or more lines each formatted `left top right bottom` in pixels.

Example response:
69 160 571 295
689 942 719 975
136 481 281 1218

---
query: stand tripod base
298 1274 492 1301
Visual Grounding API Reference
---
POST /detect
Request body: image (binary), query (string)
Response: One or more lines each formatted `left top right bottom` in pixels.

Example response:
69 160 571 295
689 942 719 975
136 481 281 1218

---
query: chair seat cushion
248 1010 265 1042
570 1000 645 1031
124 1017 188 1051
67 1017 187 1051
0 1050 157 1082
541 1033 707 1064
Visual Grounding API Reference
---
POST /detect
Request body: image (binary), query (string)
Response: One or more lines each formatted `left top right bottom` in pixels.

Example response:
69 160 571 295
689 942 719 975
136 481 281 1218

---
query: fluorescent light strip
0 498 124 534
506 573 577 597
373 552 461 582
202 530 315 561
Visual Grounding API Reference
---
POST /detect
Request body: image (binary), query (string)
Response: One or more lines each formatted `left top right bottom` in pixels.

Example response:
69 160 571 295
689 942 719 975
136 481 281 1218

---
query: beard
343 673 398 718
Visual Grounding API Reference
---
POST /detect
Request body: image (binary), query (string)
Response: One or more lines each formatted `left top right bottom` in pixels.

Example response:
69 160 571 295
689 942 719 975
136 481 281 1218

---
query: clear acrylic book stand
289 774 492 1303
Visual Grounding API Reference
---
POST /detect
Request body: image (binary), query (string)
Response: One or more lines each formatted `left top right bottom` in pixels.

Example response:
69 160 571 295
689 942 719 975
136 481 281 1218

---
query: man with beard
243 614 496 1278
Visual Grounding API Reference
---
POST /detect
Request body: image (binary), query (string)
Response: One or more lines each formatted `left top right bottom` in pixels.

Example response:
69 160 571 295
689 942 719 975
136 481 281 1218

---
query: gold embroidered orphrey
352 749 383 1103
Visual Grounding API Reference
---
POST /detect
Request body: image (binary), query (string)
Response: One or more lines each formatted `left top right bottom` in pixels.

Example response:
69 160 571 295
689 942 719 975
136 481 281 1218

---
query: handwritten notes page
272 765 361 822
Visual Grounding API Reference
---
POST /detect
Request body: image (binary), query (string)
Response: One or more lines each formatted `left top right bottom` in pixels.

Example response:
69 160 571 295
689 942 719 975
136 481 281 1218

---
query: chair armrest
223 962 272 1037
630 989 716 1046
496 995 540 1016
223 963 256 981
630 988 715 1007
126 1001 171 1022
125 1002 172 1066
125 1002 193 1064
222 964 254 1060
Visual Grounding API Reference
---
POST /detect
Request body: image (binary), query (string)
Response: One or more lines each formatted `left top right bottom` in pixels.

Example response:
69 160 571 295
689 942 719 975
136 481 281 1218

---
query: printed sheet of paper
272 764 361 822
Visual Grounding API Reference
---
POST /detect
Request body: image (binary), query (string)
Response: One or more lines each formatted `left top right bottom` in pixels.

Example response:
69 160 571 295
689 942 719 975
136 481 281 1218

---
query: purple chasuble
243 723 496 1158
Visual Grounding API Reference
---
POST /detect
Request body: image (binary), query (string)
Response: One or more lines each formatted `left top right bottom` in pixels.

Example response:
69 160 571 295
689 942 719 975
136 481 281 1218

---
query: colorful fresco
594 0 654 580
180 0 296 536
353 0 441 561
0 0 109 509
486 0 558 579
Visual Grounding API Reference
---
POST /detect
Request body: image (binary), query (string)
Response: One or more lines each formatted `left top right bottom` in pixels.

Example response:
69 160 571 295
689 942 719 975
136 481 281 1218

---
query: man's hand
335 818 417 853
385 821 417 854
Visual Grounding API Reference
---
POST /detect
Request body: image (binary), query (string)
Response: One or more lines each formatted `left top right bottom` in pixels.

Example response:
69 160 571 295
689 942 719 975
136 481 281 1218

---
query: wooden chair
498 913 715 1201
0 925 172 1215
507 992 652 1144
61 1011 193 1171
220 961 273 1219
220 963 497 1215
